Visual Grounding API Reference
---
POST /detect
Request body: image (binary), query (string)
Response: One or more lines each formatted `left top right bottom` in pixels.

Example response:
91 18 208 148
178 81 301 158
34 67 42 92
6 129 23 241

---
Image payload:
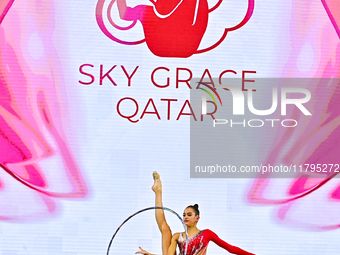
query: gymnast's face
183 208 199 227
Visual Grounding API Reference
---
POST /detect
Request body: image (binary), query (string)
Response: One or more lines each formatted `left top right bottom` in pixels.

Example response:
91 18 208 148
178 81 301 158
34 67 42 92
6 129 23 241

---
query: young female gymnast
136 172 255 255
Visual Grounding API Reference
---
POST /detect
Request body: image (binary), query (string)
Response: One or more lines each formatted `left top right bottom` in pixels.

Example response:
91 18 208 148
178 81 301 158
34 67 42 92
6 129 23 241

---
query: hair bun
186 204 200 216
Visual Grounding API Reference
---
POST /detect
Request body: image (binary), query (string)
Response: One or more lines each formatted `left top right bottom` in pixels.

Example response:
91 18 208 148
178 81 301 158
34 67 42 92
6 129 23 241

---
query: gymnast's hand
136 246 154 255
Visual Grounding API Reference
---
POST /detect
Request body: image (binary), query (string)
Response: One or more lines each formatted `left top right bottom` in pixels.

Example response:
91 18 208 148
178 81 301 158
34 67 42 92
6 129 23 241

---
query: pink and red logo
96 0 255 57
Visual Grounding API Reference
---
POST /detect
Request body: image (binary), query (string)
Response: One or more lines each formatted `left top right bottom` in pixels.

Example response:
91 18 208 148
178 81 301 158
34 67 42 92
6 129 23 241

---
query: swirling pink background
248 0 340 230
1 0 340 233
0 0 87 221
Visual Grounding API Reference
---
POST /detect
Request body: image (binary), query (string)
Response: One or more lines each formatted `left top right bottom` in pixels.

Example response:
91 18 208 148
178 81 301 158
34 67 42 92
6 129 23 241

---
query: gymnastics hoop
107 206 189 255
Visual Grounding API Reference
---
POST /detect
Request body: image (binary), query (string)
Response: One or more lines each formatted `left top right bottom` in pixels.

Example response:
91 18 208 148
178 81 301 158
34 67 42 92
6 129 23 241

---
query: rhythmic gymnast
136 172 255 255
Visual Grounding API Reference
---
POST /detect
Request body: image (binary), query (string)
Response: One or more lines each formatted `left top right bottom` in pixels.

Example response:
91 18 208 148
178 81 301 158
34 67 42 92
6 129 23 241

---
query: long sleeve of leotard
206 229 255 255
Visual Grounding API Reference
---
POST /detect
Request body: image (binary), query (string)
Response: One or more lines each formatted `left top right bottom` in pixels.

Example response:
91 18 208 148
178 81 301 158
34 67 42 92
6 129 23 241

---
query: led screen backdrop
0 0 340 254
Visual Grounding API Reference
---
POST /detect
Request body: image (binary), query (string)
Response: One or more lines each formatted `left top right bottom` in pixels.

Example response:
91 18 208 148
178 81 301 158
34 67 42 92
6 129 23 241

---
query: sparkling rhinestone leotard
177 229 255 255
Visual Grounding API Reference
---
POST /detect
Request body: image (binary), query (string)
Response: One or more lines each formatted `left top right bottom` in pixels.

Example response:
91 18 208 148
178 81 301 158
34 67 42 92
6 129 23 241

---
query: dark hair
186 204 200 216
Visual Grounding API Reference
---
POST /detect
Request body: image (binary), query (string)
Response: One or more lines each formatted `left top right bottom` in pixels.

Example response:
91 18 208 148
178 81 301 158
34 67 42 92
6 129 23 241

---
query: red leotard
177 229 255 255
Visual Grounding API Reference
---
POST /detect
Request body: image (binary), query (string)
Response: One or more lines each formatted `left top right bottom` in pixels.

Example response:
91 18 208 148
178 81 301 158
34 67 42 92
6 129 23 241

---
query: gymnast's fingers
136 246 149 255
